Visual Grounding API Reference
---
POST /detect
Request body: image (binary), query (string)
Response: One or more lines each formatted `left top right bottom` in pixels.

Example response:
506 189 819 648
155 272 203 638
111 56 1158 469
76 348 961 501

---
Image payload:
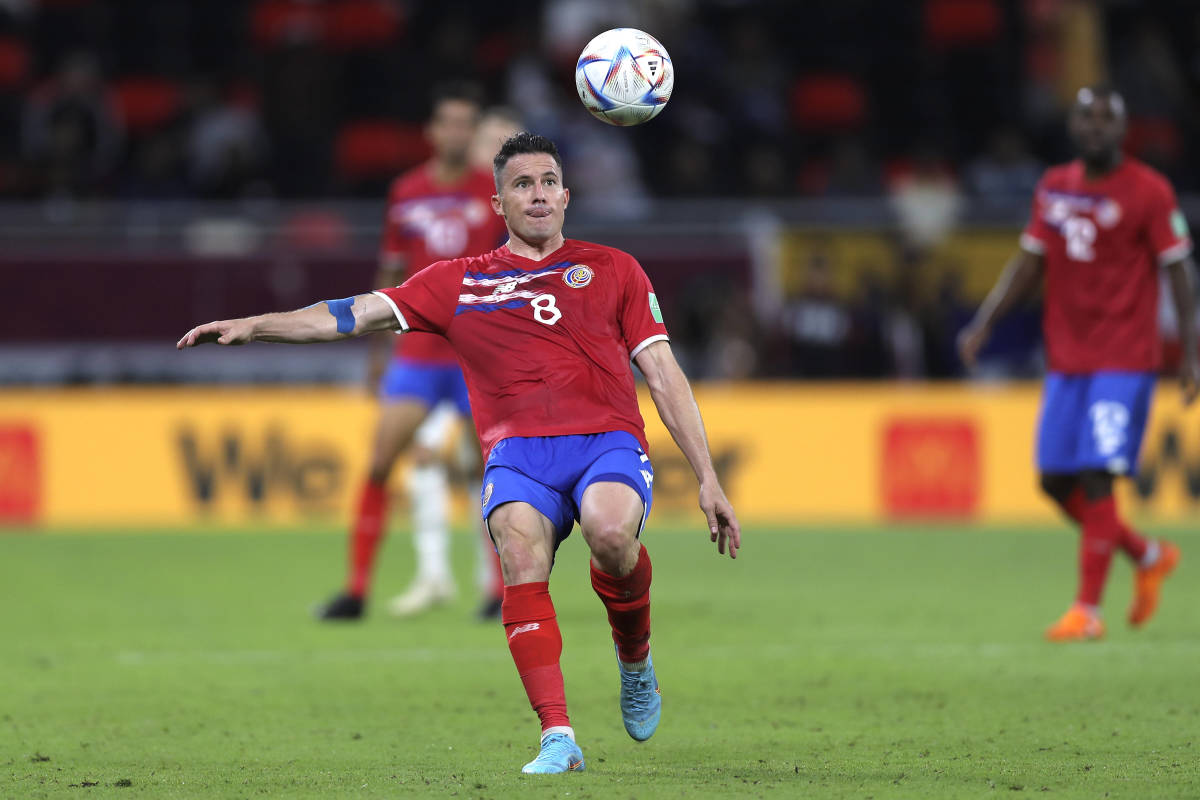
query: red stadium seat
335 120 429 181
790 74 867 132
281 209 351 251
1124 117 1183 164
251 0 328 48
924 0 1002 50
112 77 182 132
327 0 404 50
0 38 30 90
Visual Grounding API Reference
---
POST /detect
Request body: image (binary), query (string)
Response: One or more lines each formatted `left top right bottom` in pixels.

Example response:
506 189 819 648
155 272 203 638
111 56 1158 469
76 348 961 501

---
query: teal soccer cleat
520 732 585 774
618 648 662 741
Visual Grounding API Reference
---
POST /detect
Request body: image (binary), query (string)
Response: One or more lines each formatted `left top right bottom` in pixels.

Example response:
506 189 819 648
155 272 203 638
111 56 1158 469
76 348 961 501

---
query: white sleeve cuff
1157 240 1192 267
630 334 670 361
371 290 409 333
1019 233 1046 255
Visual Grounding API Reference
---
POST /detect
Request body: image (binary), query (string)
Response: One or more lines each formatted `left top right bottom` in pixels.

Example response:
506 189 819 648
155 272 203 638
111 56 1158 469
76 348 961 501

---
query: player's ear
491 193 504 216
562 187 569 209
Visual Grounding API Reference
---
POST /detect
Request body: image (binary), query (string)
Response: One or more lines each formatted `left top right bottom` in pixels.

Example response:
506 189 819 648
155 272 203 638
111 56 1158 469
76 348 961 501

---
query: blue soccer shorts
480 431 655 550
378 358 471 416
1036 371 1156 476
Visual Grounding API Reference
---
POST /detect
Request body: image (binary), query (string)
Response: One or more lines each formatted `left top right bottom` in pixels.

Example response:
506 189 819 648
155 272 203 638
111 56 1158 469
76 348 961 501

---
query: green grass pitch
2 522 1198 798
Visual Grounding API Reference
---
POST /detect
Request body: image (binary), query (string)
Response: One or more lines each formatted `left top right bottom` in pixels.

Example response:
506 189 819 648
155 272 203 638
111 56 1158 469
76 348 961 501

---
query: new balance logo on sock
508 622 541 640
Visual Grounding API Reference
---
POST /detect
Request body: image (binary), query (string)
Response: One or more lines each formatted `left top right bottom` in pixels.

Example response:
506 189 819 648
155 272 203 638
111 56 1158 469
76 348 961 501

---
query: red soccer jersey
380 163 508 363
1021 158 1191 373
372 239 670 458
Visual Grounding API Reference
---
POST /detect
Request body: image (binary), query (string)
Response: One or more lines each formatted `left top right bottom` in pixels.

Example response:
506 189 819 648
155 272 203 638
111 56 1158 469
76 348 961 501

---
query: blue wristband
324 297 356 334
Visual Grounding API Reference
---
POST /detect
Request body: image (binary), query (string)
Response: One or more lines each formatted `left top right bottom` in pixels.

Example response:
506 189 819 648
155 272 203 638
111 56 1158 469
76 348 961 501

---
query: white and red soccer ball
575 28 674 127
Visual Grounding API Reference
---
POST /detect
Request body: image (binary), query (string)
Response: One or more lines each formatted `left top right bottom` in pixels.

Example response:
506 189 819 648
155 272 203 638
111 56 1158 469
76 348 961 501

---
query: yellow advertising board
780 228 1021 301
1 384 1198 529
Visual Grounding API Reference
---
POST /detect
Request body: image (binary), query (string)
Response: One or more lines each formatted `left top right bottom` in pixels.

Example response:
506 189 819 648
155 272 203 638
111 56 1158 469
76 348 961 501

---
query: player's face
427 99 480 165
492 153 569 246
1069 95 1126 164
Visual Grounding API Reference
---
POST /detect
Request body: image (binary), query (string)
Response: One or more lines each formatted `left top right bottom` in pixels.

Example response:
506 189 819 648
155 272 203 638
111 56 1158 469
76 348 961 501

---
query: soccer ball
574 28 674 127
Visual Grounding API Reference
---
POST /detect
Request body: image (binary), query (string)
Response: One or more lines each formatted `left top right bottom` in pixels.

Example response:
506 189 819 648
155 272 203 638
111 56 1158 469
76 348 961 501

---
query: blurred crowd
2 0 1200 205
3 0 1200 384
673 242 1045 382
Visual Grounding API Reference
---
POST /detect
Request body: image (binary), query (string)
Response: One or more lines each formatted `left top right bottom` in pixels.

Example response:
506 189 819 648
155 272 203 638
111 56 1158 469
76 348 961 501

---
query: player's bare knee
1039 473 1073 503
495 533 551 583
367 463 392 485
1079 470 1113 501
412 445 436 467
584 520 638 574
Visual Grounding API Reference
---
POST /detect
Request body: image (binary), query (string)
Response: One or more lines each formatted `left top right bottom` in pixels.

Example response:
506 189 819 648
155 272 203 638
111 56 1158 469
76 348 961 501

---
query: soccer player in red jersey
960 87 1198 641
179 132 741 773
317 83 509 622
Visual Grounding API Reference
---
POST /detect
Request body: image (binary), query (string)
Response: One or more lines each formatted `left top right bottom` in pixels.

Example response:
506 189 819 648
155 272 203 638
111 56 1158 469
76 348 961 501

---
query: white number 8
1063 216 1097 262
532 294 562 325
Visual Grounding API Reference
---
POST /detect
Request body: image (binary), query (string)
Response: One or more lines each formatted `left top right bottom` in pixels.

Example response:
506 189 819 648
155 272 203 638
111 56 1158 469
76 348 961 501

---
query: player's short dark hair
430 81 484 115
493 132 563 188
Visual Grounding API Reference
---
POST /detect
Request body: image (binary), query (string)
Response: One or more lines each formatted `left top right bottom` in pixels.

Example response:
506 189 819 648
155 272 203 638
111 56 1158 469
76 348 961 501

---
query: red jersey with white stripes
373 240 669 457
380 163 508 362
1021 158 1191 373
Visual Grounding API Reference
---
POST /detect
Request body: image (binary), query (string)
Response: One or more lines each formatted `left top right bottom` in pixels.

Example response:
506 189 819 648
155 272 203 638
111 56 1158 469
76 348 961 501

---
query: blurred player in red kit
317 83 508 622
179 132 741 773
960 87 1198 641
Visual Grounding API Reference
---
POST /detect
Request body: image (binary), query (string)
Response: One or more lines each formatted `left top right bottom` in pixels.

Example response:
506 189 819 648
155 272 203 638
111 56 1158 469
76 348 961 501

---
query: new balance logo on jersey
508 622 541 640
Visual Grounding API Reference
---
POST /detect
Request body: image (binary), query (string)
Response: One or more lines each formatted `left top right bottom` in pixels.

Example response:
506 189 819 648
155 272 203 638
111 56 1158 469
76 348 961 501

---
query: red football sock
590 544 652 664
502 582 570 731
346 479 389 597
1116 516 1149 563
1065 486 1148 562
1063 486 1086 524
1077 496 1121 606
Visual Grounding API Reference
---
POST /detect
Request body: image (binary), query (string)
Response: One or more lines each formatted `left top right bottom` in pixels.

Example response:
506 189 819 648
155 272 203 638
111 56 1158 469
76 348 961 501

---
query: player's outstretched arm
958 249 1044 367
176 293 399 349
1166 256 1200 405
635 339 741 559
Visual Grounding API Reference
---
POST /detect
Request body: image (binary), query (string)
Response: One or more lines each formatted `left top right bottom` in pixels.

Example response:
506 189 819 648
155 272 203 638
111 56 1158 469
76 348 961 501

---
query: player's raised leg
489 499 582 774
580 477 660 742
317 398 426 620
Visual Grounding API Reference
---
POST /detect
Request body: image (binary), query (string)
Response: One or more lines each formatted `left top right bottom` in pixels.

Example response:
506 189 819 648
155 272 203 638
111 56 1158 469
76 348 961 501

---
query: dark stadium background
2 0 1199 386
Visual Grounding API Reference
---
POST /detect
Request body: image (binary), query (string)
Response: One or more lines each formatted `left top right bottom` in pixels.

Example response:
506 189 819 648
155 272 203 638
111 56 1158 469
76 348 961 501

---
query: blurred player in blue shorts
961 87 1198 640
316 83 509 621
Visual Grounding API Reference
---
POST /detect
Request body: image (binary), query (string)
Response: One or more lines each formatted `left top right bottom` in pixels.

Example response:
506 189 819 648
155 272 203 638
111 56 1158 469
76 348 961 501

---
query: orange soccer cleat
1128 541 1181 628
1044 603 1105 642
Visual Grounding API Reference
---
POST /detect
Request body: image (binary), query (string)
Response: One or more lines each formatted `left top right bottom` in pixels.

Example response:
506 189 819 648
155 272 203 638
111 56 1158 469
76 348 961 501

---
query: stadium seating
334 119 429 182
112 76 182 133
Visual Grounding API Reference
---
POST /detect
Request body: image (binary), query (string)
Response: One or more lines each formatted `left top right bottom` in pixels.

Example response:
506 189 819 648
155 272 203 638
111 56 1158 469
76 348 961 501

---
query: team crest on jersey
1095 198 1122 228
563 264 594 288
